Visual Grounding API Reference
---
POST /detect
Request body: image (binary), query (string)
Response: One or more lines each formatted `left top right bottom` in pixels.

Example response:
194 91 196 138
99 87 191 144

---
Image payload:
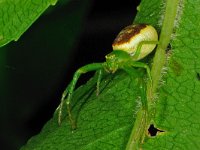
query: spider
57 24 158 129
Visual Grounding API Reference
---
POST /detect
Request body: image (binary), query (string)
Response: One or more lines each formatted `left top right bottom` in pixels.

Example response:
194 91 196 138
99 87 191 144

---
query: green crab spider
57 24 158 129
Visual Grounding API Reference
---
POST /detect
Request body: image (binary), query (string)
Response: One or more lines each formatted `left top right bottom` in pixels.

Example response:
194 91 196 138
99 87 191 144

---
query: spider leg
133 41 159 60
58 84 70 125
129 61 152 86
96 69 103 96
125 64 150 149
58 63 103 129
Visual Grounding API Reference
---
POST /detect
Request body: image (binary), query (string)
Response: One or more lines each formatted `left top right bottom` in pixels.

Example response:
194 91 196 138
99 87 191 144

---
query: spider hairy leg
58 63 103 129
133 41 159 61
96 69 103 96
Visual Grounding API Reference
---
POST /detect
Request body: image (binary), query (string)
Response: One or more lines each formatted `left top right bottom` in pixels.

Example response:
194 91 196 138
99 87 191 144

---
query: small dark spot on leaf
170 59 183 76
196 72 200 81
148 124 165 136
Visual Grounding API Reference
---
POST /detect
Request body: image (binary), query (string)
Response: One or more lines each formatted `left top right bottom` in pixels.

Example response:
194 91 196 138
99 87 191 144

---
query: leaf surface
0 0 62 47
21 71 145 150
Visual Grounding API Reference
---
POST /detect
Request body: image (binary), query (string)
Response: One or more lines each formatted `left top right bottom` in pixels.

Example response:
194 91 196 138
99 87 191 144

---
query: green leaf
0 0 61 47
20 0 200 149
20 71 146 150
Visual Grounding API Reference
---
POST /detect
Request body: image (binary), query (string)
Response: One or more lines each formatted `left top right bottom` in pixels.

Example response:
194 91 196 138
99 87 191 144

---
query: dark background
0 0 140 149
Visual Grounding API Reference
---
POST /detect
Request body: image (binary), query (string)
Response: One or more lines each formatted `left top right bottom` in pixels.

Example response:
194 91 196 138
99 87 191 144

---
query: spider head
104 50 130 73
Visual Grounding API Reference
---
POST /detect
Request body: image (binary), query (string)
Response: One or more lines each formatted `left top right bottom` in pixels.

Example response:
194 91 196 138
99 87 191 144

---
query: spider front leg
129 61 151 82
133 41 159 61
96 69 103 96
58 63 103 129
127 60 152 96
